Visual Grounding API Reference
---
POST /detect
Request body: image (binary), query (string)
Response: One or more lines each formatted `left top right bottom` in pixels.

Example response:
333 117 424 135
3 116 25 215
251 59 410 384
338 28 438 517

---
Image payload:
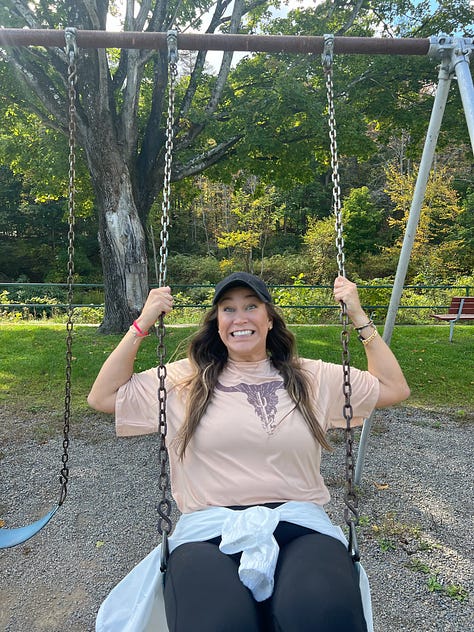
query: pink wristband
131 320 149 337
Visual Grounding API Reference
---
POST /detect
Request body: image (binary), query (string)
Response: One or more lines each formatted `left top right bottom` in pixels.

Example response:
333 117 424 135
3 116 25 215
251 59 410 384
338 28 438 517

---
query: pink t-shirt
116 358 379 513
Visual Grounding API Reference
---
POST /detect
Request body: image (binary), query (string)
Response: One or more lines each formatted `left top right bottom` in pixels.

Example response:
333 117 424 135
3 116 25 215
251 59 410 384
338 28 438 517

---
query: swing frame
1 26 472 372
1 27 473 550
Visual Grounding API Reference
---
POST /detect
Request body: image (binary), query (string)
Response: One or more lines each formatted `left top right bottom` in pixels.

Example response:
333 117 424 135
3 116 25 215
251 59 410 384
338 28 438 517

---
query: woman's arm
87 287 174 414
333 276 410 408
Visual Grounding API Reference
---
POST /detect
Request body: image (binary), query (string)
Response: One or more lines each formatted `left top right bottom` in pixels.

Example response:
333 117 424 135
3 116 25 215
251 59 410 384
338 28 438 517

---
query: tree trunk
1 0 271 333
98 183 148 333
89 150 149 333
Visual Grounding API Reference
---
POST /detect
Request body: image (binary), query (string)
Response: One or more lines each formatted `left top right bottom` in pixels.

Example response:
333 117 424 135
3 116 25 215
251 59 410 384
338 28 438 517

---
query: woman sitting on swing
88 272 409 632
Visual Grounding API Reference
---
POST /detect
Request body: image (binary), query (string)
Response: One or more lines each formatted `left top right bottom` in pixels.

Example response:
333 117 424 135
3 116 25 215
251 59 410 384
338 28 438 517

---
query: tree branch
80 0 106 30
134 0 153 31
335 0 365 35
119 49 142 160
206 0 245 114
178 0 232 127
9 0 39 28
173 135 243 180
148 0 169 33
177 0 242 150
135 50 168 213
4 49 69 131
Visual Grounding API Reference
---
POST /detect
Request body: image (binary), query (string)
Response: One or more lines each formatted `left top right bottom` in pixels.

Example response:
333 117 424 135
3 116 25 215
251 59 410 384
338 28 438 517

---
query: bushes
1 276 472 325
72 307 104 324
165 255 222 285
354 277 474 324
165 289 210 325
0 288 62 320
0 286 104 323
272 277 337 324
165 253 315 285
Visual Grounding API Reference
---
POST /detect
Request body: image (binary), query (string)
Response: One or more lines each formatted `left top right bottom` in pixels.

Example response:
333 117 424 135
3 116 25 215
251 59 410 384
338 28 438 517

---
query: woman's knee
271 534 367 632
164 541 260 632
272 595 367 632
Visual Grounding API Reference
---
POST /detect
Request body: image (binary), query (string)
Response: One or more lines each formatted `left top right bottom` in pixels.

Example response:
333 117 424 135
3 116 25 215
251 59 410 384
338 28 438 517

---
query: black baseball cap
212 272 272 305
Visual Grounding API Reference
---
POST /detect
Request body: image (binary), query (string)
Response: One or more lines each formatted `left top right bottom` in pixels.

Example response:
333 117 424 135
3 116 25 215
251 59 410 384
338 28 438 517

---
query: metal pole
452 38 474 153
0 29 432 54
354 41 454 485
383 61 452 344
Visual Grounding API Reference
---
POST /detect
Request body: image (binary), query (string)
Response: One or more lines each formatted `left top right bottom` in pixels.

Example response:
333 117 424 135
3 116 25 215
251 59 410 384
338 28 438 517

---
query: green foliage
0 100 93 213
341 277 474 324
378 537 397 552
72 307 105 325
0 165 22 228
425 575 469 602
384 165 469 281
2 274 472 330
406 558 431 574
272 276 337 324
342 187 383 265
404 546 471 601
457 189 474 264
427 575 444 593
369 511 422 553
218 229 259 254
444 583 469 602
0 163 100 283
222 42 379 188
256 254 310 284
303 216 338 284
164 291 210 325
1 0 473 305
0 285 105 322
166 254 222 285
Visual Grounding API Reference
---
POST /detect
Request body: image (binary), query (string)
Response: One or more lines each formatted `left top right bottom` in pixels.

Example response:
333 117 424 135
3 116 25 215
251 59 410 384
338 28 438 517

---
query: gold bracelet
359 328 378 346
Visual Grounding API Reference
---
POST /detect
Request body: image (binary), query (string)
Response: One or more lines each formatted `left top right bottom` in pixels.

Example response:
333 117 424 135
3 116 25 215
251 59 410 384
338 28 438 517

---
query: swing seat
96 504 374 632
96 544 169 632
0 505 58 549
0 30 77 550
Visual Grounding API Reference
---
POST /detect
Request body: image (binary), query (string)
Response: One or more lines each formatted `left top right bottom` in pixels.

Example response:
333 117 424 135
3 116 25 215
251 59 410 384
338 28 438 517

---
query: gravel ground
1 406 473 632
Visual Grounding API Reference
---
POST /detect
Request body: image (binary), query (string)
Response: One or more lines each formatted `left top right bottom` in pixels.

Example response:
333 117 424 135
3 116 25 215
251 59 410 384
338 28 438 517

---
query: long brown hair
174 301 332 457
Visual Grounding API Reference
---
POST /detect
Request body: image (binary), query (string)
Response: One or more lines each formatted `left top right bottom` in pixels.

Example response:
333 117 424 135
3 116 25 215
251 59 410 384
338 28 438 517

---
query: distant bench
431 296 474 341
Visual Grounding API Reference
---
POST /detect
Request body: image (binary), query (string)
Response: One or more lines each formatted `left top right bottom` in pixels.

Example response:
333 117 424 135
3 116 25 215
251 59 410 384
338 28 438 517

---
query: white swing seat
96 544 169 632
96 503 374 632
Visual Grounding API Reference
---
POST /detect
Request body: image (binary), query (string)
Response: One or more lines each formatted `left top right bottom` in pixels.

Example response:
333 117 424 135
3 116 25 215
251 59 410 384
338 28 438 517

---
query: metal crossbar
0 29 435 54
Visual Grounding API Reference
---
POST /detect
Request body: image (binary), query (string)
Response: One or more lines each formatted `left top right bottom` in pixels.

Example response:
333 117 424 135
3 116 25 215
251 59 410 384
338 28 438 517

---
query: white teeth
232 330 253 337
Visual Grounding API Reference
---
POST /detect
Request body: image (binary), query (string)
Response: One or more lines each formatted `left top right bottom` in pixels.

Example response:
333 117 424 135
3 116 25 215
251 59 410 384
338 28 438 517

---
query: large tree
1 0 472 331
0 0 270 331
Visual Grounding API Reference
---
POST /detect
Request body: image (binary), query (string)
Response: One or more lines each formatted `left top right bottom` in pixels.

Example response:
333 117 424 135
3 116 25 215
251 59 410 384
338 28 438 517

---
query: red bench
431 296 474 342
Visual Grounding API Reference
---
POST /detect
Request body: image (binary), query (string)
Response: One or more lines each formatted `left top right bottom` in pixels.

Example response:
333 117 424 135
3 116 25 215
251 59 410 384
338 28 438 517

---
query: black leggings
163 520 368 632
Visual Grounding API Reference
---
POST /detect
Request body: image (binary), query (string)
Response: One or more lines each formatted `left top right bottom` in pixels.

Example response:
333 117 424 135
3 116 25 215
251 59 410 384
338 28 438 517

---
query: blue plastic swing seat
0 505 59 549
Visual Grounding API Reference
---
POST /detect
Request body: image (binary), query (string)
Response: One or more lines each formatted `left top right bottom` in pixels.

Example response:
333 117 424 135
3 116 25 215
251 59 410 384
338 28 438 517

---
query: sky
107 1 321 67
108 1 472 70
200 1 321 70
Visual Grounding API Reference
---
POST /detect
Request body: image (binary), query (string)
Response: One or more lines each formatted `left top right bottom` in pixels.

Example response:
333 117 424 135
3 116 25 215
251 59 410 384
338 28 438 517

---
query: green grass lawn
0 323 472 418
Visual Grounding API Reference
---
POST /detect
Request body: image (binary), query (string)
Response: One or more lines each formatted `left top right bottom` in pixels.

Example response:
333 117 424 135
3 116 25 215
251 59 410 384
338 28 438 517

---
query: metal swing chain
157 31 178 571
59 28 78 505
322 35 360 561
158 31 178 291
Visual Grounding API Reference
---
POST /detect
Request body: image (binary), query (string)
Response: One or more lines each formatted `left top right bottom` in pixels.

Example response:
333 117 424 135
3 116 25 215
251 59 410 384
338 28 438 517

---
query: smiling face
217 286 273 362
